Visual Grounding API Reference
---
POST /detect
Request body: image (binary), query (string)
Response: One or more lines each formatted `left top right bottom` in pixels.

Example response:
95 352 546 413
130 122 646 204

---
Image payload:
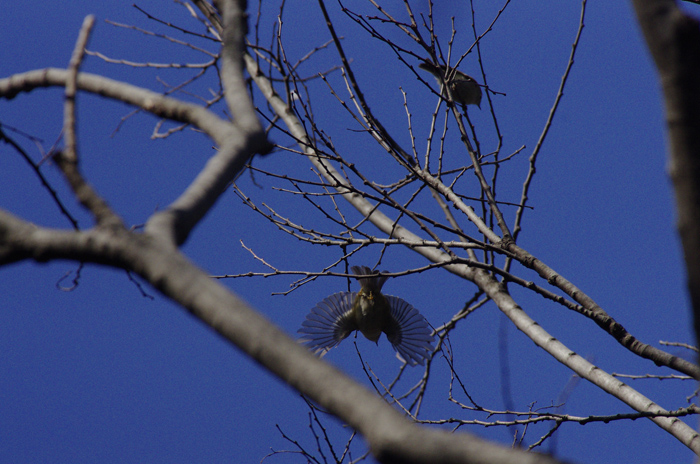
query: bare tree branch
632 0 700 359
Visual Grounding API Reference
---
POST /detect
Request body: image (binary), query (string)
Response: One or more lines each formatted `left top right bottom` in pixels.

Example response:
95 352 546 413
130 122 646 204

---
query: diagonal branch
507 241 700 380
236 7 700 451
0 208 561 464
512 0 587 243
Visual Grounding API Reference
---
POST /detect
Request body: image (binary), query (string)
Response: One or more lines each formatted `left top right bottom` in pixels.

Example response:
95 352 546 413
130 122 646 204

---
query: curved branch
0 62 272 247
59 15 122 227
0 68 232 145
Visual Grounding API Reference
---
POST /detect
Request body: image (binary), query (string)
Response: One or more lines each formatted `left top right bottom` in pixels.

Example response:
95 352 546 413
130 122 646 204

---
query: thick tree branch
217 0 264 136
631 0 700 358
146 0 272 246
0 208 561 464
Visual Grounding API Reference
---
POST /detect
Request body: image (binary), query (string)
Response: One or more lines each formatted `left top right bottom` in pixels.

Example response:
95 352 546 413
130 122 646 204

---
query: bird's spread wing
298 292 357 354
384 295 435 366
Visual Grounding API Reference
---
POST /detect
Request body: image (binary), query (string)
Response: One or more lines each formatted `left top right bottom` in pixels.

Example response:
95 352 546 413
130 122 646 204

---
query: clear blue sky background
1 1 698 463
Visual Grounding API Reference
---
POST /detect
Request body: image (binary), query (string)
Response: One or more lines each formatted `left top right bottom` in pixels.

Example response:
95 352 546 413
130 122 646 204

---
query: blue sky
1 1 697 463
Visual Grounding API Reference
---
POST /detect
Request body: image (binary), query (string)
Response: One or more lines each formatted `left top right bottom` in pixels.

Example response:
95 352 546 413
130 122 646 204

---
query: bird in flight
299 266 434 366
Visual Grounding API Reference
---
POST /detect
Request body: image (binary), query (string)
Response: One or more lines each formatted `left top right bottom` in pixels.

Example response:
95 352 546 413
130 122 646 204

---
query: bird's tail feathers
351 265 388 291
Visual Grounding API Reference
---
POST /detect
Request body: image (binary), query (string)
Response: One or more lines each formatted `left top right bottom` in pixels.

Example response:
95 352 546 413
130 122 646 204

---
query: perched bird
298 266 434 366
418 60 483 108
